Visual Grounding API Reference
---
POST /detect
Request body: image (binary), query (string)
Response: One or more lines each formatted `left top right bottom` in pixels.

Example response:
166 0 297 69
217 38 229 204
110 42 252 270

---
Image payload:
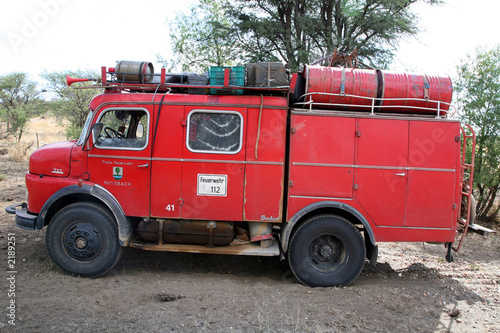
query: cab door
180 107 246 221
87 106 152 217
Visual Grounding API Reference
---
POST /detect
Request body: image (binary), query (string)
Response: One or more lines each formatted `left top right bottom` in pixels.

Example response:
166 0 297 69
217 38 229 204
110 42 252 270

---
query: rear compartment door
289 114 356 199
355 118 409 226
404 121 460 228
355 118 460 229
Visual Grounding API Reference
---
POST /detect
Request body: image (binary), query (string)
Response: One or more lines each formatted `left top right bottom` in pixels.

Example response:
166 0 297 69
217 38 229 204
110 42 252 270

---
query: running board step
129 238 281 256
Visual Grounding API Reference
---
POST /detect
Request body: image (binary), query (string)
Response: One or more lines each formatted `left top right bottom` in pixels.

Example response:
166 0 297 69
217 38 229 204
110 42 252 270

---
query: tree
165 0 241 72
0 72 43 141
167 0 442 72
455 45 500 219
233 0 444 71
41 70 101 139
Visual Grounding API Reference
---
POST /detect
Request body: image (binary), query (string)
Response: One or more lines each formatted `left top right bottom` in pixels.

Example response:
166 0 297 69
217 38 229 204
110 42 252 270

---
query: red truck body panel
287 110 462 242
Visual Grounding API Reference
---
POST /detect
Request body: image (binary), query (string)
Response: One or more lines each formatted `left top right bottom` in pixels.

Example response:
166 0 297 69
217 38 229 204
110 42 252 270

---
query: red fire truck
6 61 486 287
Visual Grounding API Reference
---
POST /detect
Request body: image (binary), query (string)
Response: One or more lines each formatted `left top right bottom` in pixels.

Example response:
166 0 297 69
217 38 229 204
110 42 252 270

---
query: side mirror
83 123 103 151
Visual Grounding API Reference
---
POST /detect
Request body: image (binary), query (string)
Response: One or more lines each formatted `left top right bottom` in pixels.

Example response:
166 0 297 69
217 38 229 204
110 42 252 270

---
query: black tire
45 202 122 278
288 215 366 287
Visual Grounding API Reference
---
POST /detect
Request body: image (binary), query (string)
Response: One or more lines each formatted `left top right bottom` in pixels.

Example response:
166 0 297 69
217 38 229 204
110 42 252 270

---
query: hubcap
320 245 333 258
64 222 102 261
74 237 87 249
308 235 347 273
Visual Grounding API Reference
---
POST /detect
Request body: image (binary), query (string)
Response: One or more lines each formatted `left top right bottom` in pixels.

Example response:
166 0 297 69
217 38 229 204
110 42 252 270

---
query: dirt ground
0 157 499 332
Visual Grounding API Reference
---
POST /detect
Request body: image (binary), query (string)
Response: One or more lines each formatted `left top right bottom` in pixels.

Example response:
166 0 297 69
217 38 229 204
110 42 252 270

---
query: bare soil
0 157 499 332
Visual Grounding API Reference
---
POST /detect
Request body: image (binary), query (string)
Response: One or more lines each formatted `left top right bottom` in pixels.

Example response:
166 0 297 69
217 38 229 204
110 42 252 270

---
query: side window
95 109 149 149
187 111 243 154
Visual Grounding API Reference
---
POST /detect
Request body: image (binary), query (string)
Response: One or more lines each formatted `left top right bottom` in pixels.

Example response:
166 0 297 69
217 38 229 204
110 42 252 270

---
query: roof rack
99 67 290 94
294 92 456 118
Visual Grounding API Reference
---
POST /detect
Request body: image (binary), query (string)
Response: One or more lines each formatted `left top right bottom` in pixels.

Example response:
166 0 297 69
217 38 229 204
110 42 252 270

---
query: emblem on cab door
113 167 123 180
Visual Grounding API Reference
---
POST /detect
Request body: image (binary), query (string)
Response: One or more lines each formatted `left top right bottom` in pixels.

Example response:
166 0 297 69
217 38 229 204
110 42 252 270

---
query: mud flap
364 230 378 265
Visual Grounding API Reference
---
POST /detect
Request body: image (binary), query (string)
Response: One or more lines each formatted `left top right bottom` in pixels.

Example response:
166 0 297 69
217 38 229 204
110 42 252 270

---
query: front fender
37 184 133 246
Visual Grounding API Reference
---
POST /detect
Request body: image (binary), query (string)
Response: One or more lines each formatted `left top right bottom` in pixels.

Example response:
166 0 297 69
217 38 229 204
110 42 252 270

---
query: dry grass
2 116 68 161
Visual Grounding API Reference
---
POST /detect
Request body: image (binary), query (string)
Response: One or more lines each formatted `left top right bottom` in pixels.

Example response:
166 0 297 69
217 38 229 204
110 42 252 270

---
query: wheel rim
307 234 348 274
63 222 103 261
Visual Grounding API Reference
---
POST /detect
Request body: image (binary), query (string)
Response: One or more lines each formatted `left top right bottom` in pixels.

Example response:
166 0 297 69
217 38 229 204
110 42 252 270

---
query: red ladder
453 124 476 252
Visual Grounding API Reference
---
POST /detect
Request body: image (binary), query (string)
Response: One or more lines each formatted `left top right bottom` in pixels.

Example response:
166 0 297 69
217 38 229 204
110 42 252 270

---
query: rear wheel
46 202 122 277
288 215 366 287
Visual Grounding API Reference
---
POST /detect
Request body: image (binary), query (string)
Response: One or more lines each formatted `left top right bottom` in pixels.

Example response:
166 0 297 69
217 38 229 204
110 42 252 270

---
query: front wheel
45 202 122 277
288 215 366 287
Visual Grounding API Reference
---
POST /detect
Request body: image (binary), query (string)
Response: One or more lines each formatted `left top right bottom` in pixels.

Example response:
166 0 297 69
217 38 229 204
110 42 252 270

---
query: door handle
138 163 149 168
395 172 406 176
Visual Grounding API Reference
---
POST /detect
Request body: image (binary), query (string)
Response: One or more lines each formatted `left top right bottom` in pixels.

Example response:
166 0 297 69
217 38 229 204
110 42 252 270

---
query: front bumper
5 203 38 230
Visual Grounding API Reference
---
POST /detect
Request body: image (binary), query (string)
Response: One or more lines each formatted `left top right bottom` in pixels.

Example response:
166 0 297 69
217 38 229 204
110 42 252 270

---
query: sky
0 0 499 82
0 0 196 77
392 0 500 75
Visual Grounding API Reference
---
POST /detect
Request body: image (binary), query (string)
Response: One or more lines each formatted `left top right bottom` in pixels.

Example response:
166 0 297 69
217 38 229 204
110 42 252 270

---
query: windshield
77 111 93 146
